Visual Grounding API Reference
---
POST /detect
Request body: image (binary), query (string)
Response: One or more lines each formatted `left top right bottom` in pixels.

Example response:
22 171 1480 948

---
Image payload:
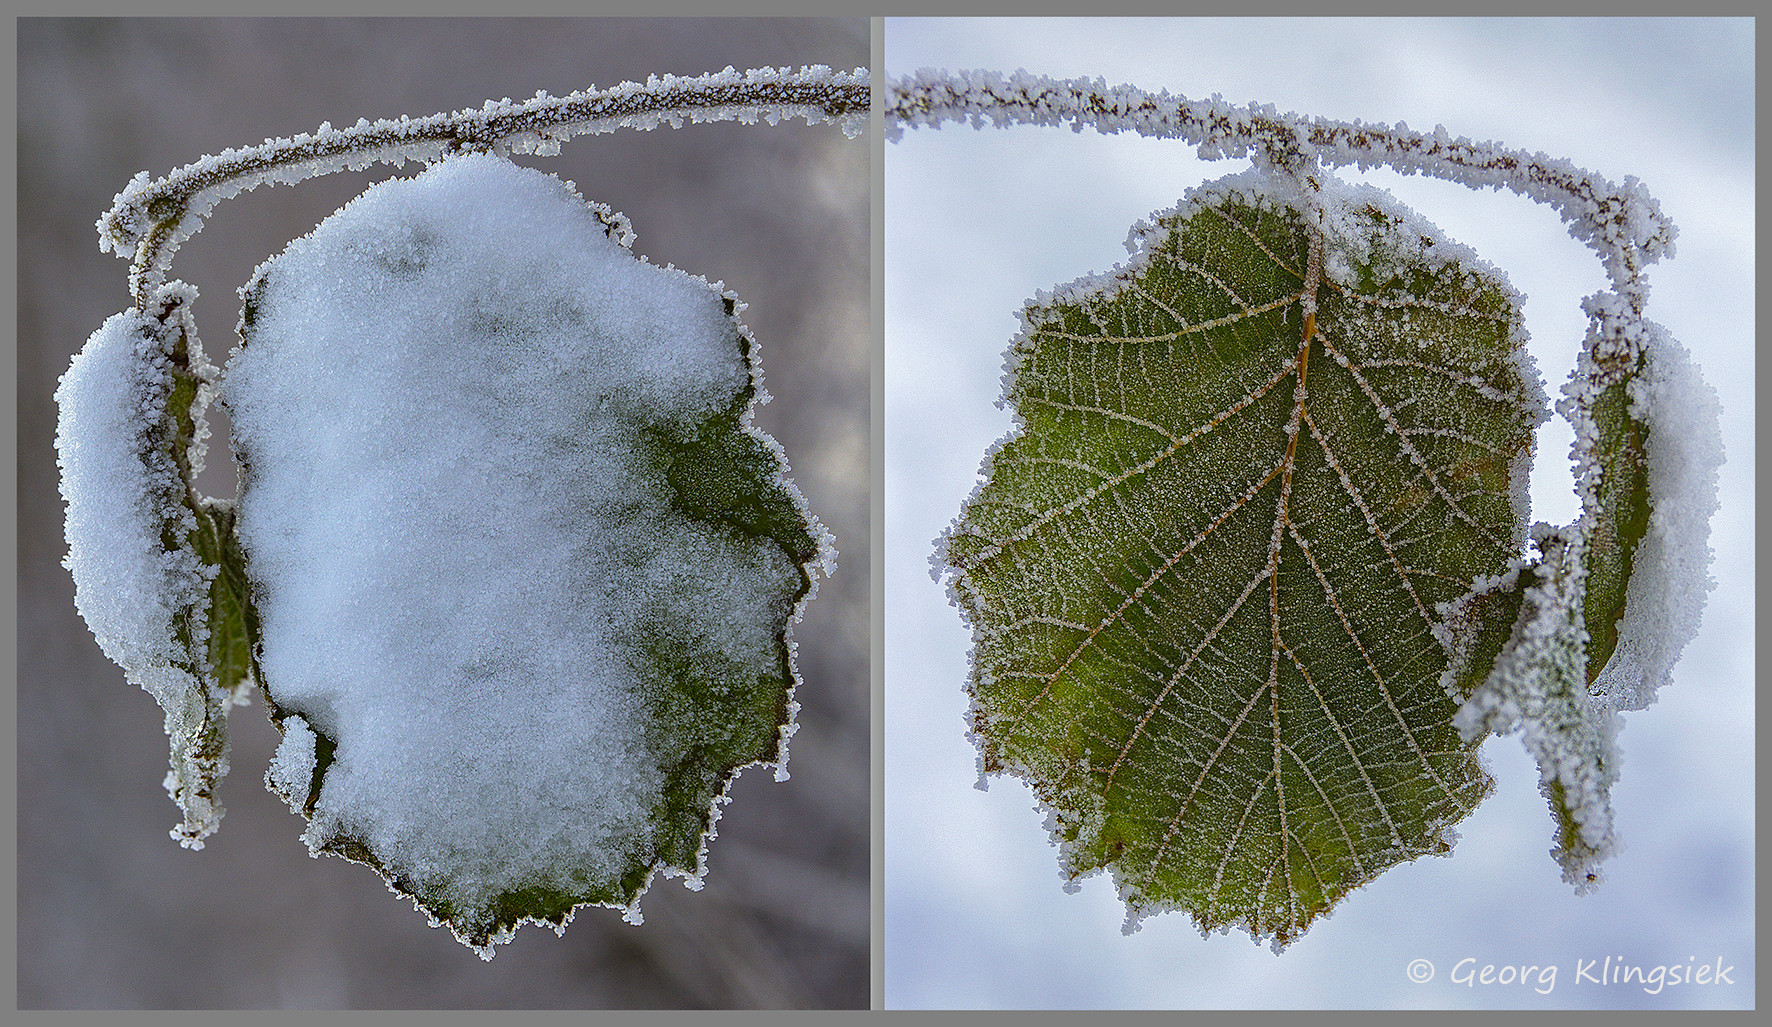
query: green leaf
227 153 826 956
191 498 261 704
942 171 1544 950
1559 293 1718 720
1575 327 1652 688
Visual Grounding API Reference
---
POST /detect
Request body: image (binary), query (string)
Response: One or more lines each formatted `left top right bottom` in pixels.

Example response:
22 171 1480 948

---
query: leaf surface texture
943 171 1545 949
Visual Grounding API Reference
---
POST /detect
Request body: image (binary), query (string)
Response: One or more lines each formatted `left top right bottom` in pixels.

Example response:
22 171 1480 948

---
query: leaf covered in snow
60 148 832 958
55 295 257 850
221 152 828 955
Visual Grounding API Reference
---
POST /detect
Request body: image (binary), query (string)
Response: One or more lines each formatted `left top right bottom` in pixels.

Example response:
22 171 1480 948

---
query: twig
103 66 870 310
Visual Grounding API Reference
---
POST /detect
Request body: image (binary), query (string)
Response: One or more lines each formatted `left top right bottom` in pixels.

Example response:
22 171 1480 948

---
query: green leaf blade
1576 348 1652 686
947 171 1542 949
192 500 261 704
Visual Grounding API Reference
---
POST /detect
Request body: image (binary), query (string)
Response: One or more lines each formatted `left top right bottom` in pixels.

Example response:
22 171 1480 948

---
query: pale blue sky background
884 17 1752 1009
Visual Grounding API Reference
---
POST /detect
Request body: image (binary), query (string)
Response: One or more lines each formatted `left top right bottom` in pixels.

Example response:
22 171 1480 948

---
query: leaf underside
1578 345 1653 689
945 175 1542 950
146 316 242 845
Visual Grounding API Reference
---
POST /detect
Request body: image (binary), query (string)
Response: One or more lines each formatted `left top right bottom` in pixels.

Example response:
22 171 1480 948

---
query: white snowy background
20 18 867 1009
884 17 1752 1010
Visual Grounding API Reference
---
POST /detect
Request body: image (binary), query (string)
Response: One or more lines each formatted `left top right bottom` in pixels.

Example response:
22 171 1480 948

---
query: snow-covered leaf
55 295 255 849
940 169 1548 951
221 152 827 955
64 63 863 960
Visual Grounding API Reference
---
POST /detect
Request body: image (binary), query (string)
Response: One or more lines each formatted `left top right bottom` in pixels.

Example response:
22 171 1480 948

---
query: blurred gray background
18 17 868 1009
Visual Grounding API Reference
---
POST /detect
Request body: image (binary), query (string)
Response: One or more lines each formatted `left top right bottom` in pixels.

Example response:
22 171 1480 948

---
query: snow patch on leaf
1577 301 1723 712
57 311 208 669
266 714 317 815
224 152 825 955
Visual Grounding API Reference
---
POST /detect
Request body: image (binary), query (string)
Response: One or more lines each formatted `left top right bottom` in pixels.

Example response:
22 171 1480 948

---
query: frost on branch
887 69 1675 293
55 294 255 849
100 65 870 308
223 152 828 956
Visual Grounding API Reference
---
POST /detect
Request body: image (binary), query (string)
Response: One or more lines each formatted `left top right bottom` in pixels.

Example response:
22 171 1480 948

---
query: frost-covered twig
887 69 1674 297
104 65 870 308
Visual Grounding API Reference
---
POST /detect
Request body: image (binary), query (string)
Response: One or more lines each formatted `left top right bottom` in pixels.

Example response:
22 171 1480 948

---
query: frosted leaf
1447 527 1619 890
1445 288 1722 889
55 300 253 849
1567 296 1722 712
941 169 1544 951
225 152 827 956
899 64 1722 949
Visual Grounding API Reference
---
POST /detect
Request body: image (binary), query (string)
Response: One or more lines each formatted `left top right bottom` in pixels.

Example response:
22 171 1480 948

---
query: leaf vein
1284 519 1459 803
